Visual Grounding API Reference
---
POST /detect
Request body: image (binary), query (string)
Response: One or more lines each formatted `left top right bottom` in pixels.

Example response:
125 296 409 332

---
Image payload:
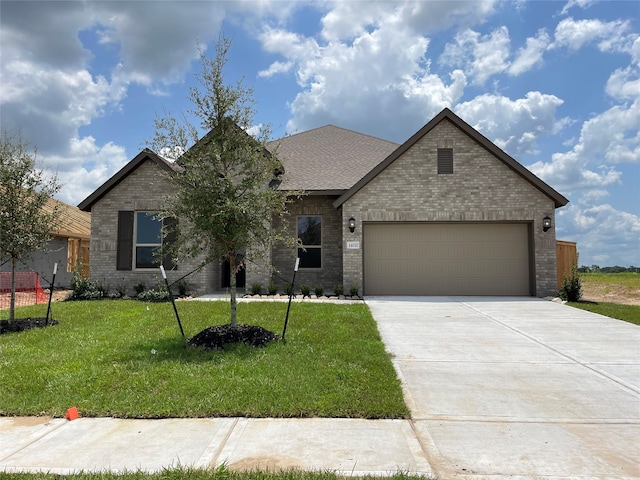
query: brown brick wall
267 195 343 294
342 119 558 297
89 160 216 296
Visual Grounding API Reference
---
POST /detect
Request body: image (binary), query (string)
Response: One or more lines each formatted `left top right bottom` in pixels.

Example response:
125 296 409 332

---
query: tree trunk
9 257 16 323
229 252 237 328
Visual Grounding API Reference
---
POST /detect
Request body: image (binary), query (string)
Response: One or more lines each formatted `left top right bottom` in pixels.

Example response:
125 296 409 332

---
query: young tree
0 130 61 322
148 37 295 327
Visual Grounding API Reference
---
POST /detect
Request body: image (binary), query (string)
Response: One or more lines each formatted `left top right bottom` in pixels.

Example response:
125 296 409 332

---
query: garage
363 223 533 296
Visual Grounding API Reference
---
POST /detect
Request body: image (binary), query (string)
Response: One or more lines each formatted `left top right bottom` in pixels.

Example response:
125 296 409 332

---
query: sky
1 0 638 268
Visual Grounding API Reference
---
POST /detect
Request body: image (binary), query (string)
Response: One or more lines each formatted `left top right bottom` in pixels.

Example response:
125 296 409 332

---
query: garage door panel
364 223 531 296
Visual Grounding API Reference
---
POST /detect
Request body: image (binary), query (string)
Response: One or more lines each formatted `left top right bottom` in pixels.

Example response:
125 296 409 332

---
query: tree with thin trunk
0 130 61 322
148 37 296 327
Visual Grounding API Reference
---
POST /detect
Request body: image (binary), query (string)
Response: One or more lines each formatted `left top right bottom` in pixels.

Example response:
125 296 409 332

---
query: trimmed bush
251 283 262 295
334 284 344 296
268 281 278 295
67 273 107 301
137 288 170 302
314 285 324 296
559 264 582 302
349 284 359 297
300 284 310 297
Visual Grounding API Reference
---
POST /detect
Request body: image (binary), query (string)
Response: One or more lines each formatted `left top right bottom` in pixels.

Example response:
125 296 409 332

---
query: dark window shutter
437 148 453 174
116 211 134 270
162 217 177 270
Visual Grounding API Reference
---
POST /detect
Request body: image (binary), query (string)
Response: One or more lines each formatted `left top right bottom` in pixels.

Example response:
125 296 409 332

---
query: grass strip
0 300 409 419
0 466 433 480
567 301 640 326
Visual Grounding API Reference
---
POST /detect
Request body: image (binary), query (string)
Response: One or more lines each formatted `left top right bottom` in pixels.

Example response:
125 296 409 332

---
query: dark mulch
0 317 59 335
187 323 280 350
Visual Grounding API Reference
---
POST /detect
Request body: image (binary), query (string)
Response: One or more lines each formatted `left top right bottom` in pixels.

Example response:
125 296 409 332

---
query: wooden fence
557 240 577 289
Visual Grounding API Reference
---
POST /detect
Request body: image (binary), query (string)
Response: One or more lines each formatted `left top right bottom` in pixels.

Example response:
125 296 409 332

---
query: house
78 108 568 297
0 197 91 288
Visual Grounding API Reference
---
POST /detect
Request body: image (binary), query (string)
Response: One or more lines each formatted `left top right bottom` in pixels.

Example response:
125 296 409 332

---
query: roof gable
334 108 569 208
78 149 176 212
268 125 399 193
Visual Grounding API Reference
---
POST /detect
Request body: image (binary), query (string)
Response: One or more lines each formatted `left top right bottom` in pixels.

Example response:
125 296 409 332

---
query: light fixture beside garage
348 217 356 233
542 215 552 232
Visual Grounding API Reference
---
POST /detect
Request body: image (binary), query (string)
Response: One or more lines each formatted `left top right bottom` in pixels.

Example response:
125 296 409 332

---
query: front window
297 216 321 269
135 212 162 268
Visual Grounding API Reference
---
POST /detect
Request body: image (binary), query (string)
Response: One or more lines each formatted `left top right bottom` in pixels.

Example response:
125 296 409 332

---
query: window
297 216 321 269
437 148 453 174
117 211 176 271
135 212 162 268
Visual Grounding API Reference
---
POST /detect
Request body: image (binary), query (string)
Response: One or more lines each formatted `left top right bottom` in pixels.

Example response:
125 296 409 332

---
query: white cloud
606 65 640 101
456 92 565 156
551 17 631 52
42 137 129 206
440 27 511 85
559 0 596 16
320 0 497 41
508 29 551 76
557 203 640 266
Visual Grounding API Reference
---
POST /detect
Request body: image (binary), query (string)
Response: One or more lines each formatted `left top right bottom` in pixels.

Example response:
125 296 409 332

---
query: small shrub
177 280 188 297
300 284 310 297
137 288 170 302
67 273 107 301
268 281 278 295
115 283 127 298
334 284 344 296
349 284 359 297
559 264 582 302
134 283 146 296
251 283 262 295
314 285 324 296
284 283 293 296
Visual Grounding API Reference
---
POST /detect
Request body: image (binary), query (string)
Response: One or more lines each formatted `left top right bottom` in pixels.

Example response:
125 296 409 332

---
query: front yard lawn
567 301 640 326
0 300 409 419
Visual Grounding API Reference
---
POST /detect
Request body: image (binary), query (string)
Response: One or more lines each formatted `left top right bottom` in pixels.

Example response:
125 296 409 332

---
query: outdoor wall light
542 215 552 232
348 217 356 233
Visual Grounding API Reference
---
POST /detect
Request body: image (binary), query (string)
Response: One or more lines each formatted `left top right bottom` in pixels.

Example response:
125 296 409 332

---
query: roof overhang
78 150 177 212
333 108 569 209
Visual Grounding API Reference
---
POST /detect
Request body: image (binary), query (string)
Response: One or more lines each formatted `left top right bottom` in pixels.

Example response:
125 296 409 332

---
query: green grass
579 272 640 288
0 300 408 419
0 467 432 480
567 301 640 326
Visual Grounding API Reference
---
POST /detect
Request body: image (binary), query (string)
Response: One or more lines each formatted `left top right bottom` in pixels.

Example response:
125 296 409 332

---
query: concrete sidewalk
0 416 432 475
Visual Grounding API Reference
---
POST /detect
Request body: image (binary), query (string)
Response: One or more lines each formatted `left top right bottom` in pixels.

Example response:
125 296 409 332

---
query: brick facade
266 195 343 293
85 112 565 298
341 119 558 297
89 160 217 296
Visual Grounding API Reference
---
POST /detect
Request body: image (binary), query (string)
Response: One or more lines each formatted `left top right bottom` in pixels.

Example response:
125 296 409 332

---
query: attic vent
437 148 453 174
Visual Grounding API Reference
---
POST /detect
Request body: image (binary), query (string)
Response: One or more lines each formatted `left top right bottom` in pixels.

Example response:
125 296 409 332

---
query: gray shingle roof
268 125 399 192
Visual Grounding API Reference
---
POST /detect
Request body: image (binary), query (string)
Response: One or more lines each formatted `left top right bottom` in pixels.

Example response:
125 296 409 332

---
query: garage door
364 223 532 296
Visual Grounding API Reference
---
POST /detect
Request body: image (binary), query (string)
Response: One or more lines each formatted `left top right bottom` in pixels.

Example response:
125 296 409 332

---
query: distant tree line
578 265 639 274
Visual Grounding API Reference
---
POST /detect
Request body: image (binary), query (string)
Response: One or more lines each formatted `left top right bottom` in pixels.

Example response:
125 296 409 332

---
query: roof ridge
271 124 399 146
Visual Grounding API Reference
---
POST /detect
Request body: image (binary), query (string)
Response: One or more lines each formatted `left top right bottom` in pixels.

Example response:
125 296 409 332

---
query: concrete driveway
366 297 640 479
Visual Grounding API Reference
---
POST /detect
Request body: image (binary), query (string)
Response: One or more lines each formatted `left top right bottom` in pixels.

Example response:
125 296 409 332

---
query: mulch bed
0 317 59 335
187 324 280 350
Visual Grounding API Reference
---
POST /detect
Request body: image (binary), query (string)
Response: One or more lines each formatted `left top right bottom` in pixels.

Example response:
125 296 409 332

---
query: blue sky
1 0 638 267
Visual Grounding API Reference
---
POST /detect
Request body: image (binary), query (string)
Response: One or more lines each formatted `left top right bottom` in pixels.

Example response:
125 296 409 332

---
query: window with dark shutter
162 217 178 270
437 148 453 174
116 211 134 270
